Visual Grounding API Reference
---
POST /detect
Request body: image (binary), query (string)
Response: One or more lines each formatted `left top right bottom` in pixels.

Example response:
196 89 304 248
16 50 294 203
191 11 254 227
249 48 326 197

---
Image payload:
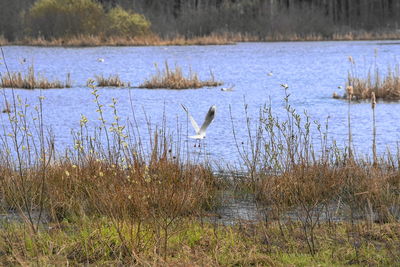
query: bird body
181 104 216 140
221 85 235 92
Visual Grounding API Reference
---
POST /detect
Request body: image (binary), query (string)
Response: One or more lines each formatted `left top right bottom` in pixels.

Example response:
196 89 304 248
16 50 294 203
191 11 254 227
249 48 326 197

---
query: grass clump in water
334 55 400 100
93 74 130 87
1 65 72 89
139 61 222 89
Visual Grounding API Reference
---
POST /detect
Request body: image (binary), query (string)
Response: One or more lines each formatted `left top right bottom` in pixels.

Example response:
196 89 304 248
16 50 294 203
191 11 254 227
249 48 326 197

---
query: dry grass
93 74 130 87
1 65 72 89
1 77 400 264
2 33 236 47
0 83 218 260
3 30 400 47
334 56 400 100
233 88 400 256
139 61 222 89
346 65 400 100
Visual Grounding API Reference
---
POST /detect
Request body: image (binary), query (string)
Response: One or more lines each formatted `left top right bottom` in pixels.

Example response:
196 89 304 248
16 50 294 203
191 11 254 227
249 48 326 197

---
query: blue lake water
1 41 400 166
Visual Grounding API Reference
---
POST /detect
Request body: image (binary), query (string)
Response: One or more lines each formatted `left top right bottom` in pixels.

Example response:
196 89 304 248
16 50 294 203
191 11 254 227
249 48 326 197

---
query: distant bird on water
267 71 273 76
221 85 235 92
181 104 216 146
97 58 104 62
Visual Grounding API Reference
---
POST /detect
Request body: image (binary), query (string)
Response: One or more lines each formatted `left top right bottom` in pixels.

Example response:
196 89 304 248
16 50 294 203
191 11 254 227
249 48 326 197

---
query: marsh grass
1 54 400 264
139 61 222 89
2 34 236 47
347 65 400 100
1 65 72 89
0 78 218 261
335 55 400 100
3 31 400 47
233 88 400 256
94 74 130 87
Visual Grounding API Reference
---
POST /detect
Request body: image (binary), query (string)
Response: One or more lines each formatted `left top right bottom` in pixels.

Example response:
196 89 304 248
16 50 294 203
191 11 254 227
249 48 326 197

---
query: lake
1 41 400 166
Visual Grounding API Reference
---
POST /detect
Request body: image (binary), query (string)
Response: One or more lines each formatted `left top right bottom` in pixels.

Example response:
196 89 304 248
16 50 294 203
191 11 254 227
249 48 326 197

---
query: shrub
106 6 151 37
25 0 150 39
26 0 104 38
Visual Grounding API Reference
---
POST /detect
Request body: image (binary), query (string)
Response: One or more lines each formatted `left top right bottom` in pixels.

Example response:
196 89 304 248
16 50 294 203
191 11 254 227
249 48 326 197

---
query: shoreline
1 31 400 47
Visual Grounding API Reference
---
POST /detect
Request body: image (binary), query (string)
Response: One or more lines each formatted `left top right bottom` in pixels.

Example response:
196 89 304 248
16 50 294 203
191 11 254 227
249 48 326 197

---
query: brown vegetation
1 65 72 89
139 61 222 89
3 31 400 47
334 56 400 101
94 74 130 87
346 65 400 100
0 77 400 264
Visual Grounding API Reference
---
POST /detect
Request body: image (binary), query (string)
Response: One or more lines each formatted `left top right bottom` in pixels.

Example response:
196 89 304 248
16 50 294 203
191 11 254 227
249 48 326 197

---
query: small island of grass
1 65 71 89
139 62 222 89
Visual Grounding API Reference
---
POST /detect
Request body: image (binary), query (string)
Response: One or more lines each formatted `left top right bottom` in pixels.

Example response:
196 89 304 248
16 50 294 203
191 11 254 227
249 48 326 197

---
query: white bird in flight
181 104 216 142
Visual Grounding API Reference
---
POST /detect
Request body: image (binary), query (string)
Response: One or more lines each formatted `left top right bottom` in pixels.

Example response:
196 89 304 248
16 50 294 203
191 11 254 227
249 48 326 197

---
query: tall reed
371 92 377 165
347 85 353 160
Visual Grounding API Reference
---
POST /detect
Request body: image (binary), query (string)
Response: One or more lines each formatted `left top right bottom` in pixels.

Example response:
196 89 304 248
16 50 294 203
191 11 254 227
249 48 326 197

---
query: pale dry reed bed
0 65 72 89
334 55 400 100
1 34 236 47
139 61 222 89
93 74 130 87
0 86 400 265
3 31 400 47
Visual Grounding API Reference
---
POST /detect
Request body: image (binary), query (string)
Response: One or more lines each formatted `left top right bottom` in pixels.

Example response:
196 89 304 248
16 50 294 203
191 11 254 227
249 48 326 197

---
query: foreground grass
1 82 400 265
1 218 398 266
139 61 222 89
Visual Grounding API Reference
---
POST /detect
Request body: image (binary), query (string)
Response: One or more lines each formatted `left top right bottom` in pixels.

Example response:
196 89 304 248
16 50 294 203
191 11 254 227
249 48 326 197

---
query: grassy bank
1 218 399 266
2 31 400 47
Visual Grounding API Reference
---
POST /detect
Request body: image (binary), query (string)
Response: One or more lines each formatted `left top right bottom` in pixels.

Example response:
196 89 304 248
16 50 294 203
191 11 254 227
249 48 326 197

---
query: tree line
1 0 399 41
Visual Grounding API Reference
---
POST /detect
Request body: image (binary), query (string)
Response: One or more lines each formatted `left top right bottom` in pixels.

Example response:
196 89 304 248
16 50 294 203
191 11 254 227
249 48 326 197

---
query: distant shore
1 31 400 47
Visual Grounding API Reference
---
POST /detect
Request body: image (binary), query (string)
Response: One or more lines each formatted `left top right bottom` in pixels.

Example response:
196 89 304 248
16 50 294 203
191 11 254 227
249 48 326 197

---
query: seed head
371 92 376 109
346 85 354 99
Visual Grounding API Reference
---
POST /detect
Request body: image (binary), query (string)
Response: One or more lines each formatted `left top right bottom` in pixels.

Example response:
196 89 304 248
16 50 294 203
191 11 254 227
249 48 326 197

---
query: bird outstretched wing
181 104 200 134
199 105 216 135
